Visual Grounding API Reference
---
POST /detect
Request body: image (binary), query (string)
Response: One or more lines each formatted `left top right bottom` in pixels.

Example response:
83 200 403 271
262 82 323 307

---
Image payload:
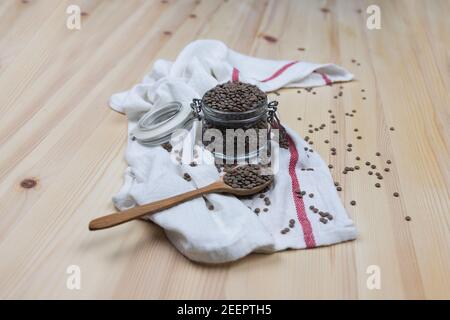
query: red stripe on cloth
287 134 316 248
232 67 240 82
260 61 299 83
317 71 332 86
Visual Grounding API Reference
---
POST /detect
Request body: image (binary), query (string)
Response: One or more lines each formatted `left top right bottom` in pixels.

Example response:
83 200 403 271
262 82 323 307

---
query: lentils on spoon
223 165 273 190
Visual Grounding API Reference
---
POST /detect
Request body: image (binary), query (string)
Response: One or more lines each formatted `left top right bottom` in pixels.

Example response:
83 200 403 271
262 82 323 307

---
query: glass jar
191 95 278 164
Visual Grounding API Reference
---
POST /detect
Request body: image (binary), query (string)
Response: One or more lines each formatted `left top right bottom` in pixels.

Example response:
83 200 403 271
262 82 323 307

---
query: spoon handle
89 181 226 231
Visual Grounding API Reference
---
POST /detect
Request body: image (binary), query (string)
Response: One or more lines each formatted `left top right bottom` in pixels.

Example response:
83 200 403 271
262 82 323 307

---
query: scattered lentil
161 142 173 152
319 217 328 224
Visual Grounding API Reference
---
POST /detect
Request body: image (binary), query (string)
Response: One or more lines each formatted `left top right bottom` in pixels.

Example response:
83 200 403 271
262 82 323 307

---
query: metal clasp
267 100 278 123
190 98 202 120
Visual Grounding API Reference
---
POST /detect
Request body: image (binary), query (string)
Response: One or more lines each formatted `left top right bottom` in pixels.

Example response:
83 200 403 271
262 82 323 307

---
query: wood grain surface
0 0 449 299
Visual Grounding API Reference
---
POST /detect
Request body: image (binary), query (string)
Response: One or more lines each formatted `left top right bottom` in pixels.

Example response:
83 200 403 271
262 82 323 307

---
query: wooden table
0 0 448 299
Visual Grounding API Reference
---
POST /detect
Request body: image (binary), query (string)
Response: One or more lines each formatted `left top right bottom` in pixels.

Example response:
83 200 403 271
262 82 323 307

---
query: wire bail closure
190 98 202 120
267 101 278 124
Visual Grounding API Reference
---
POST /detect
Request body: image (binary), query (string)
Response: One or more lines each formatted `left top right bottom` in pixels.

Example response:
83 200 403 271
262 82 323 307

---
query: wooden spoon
88 177 272 231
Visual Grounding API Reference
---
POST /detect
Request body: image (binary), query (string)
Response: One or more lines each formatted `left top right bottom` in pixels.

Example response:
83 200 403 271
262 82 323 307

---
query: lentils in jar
192 81 277 163
202 81 266 112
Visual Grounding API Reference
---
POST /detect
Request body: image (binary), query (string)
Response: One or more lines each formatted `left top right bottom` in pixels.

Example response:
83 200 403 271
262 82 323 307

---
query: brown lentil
319 217 328 224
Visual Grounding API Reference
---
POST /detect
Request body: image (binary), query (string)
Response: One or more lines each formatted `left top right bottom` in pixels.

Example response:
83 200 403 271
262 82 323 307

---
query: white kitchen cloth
110 39 357 263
